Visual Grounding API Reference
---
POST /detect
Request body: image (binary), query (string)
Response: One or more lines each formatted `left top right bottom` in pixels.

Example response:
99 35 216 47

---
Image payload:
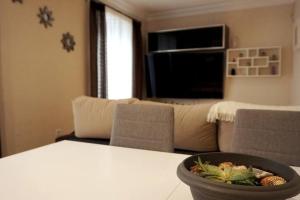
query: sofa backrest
72 96 217 152
72 96 138 139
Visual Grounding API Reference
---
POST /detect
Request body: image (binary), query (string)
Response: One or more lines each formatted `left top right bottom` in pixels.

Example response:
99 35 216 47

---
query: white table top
0 141 189 200
0 141 299 200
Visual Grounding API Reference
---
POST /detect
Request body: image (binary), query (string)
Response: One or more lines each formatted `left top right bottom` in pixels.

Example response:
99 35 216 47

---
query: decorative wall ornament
37 6 54 28
12 0 23 4
61 32 76 52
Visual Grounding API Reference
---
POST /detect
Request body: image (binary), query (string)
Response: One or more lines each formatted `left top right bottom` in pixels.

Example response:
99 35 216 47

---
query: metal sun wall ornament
61 32 76 52
12 0 23 4
37 6 54 28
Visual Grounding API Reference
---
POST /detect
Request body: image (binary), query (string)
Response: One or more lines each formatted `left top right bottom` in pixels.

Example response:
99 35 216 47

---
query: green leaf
193 157 257 186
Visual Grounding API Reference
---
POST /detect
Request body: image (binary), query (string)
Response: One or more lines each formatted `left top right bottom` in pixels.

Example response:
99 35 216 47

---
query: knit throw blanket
207 101 300 123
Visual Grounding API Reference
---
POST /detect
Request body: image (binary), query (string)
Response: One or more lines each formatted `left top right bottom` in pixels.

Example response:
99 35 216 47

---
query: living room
0 0 300 199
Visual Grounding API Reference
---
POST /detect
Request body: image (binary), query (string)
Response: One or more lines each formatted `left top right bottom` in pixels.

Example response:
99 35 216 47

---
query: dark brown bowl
177 153 300 200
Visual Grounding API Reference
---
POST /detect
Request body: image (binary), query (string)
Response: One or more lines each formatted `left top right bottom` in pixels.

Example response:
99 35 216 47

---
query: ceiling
124 0 228 13
117 0 294 20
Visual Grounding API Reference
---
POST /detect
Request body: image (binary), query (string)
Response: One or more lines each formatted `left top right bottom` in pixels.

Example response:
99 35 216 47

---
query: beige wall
146 4 294 105
292 0 300 105
0 0 89 155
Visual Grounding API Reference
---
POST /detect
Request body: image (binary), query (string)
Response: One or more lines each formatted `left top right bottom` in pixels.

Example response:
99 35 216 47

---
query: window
105 7 133 99
90 2 143 99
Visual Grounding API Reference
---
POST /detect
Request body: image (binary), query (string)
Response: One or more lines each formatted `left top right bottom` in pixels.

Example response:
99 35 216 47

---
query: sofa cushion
72 96 138 139
134 101 217 152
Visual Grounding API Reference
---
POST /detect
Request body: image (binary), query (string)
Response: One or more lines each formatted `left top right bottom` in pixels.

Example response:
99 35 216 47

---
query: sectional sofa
57 96 300 155
57 96 218 154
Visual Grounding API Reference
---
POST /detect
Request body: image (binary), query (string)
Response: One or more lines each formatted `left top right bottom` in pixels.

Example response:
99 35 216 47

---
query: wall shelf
148 24 228 53
226 46 281 77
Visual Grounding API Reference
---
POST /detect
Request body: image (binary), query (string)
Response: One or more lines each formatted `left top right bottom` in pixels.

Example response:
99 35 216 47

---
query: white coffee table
0 141 299 200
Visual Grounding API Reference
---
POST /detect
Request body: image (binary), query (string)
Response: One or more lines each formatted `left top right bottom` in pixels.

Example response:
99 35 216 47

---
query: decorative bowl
177 153 300 200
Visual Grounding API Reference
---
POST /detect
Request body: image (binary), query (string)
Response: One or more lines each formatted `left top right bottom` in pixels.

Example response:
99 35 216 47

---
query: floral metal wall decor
61 32 76 52
37 6 54 28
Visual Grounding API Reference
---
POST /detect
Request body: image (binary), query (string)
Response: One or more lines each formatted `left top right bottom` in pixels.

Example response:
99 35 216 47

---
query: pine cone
260 176 286 186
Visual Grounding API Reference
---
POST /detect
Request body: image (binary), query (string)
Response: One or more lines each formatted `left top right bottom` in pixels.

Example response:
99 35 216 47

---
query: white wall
0 0 146 156
0 0 89 155
146 4 294 105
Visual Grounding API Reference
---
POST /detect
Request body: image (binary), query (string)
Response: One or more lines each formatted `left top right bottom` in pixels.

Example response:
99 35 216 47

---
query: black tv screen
146 51 224 98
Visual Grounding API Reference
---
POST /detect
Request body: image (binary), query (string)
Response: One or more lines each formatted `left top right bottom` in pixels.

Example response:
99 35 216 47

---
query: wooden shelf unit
226 47 281 77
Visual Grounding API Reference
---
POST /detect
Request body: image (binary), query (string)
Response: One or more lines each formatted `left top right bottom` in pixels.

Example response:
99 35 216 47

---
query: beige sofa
71 96 218 152
61 96 300 158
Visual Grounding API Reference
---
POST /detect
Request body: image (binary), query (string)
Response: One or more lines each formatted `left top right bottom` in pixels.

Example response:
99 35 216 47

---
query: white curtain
105 7 133 99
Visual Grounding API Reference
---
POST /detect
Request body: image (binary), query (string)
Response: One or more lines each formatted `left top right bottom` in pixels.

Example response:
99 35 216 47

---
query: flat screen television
146 51 224 99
